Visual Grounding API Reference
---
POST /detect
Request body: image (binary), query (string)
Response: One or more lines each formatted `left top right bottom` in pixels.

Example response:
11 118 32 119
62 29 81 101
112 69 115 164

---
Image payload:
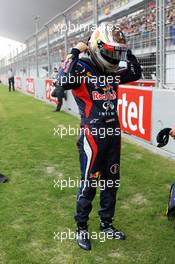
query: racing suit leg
75 124 105 225
99 130 121 223
75 123 121 225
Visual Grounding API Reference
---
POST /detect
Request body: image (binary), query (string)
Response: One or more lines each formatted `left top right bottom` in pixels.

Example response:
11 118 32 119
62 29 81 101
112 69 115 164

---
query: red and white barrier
45 79 57 104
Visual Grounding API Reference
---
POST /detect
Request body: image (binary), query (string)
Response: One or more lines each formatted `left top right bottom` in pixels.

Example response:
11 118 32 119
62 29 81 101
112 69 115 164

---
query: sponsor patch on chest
92 91 117 101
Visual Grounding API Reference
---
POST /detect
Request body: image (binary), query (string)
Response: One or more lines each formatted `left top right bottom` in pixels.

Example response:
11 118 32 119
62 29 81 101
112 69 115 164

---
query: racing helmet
88 22 127 72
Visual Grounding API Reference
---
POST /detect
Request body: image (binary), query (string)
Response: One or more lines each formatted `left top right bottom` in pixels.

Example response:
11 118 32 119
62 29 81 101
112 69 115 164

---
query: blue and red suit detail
56 48 142 224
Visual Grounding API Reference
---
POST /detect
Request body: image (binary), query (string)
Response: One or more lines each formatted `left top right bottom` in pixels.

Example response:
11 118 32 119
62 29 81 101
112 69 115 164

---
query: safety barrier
9 75 174 155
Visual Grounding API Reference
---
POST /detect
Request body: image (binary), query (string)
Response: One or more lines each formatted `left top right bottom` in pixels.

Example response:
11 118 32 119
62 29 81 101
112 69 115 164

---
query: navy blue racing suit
57 48 142 225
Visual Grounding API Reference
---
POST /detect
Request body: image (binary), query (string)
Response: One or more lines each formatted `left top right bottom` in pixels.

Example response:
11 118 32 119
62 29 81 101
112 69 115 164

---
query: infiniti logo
103 101 115 111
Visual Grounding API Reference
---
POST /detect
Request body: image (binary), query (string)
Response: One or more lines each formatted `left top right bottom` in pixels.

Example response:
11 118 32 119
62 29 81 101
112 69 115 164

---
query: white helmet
88 22 127 73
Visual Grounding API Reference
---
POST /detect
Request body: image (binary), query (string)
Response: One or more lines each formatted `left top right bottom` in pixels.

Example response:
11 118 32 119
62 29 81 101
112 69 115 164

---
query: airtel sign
118 86 152 141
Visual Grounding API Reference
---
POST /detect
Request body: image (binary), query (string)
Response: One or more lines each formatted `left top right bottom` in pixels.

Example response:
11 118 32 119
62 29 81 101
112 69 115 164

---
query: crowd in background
68 0 131 27
167 0 175 25
67 0 175 40
117 4 156 36
114 1 175 37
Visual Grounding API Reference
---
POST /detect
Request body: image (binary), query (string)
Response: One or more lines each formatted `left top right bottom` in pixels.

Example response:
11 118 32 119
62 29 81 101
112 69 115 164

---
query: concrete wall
1 75 175 156
151 89 175 154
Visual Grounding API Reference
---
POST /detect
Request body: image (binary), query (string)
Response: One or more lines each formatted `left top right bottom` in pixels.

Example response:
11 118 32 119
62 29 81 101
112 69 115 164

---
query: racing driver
56 22 142 250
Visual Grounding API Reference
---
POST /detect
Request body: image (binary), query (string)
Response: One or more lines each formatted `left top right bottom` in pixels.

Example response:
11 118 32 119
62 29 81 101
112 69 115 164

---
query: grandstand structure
0 0 175 155
0 0 174 88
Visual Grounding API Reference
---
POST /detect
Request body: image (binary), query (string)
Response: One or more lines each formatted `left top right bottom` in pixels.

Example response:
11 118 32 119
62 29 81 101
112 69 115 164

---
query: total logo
26 78 35 95
117 88 152 141
45 79 57 103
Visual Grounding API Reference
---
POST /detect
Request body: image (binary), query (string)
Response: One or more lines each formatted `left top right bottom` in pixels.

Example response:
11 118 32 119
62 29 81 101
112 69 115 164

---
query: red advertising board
45 79 57 104
15 76 22 89
26 78 35 95
128 80 155 87
118 86 152 142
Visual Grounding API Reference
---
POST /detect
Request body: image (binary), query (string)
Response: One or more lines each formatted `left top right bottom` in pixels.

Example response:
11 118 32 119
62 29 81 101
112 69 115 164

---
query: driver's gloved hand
127 49 138 63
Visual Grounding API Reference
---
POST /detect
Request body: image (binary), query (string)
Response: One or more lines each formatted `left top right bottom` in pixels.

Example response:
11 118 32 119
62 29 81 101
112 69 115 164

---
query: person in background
8 68 15 92
170 128 175 139
51 65 66 112
51 67 58 80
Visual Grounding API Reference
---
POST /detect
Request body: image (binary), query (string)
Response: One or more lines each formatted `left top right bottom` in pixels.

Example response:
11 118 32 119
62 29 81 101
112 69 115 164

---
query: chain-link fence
0 0 175 89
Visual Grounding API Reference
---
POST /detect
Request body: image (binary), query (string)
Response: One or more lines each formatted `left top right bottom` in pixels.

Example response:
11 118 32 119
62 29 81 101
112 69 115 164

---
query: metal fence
0 0 175 89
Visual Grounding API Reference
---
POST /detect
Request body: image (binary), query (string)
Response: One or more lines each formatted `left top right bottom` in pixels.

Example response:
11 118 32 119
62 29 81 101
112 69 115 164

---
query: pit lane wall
1 75 175 155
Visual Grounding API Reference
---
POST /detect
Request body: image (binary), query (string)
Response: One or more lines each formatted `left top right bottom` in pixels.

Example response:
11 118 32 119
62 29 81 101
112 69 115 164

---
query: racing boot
100 220 126 240
76 224 91 250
